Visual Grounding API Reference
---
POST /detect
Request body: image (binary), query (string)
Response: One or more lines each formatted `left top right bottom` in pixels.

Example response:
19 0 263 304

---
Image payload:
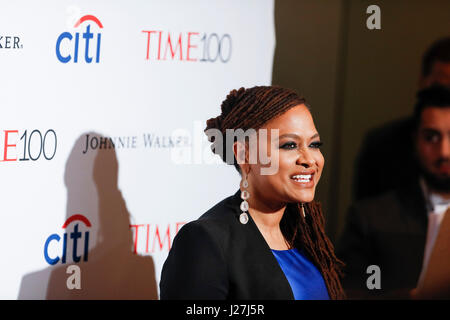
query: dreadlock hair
205 86 308 174
204 85 346 300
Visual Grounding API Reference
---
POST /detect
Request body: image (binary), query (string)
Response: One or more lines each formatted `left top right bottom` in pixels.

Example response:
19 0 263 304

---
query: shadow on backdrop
18 132 158 299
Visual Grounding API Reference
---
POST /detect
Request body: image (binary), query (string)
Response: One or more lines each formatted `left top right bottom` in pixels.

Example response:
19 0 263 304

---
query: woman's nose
296 149 315 168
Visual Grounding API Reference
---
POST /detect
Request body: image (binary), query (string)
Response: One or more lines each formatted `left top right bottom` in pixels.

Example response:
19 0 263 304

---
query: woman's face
242 104 324 205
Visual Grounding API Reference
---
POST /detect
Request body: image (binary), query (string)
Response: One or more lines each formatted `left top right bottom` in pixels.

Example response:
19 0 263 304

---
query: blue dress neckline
271 247 330 300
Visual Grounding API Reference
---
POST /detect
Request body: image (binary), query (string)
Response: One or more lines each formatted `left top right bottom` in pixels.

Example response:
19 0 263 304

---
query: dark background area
272 0 450 242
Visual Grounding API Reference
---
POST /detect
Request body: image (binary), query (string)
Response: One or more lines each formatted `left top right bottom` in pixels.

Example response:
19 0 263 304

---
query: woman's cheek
316 152 325 181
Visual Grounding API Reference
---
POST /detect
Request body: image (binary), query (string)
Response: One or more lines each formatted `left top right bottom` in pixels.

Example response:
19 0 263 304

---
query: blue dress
271 248 330 300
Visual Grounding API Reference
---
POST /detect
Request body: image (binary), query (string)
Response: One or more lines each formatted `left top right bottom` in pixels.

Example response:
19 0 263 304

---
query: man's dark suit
337 181 428 298
353 116 419 201
159 189 296 300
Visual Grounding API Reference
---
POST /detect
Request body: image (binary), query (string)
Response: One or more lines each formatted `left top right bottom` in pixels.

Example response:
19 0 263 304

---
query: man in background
352 37 450 201
337 46 450 297
338 85 450 299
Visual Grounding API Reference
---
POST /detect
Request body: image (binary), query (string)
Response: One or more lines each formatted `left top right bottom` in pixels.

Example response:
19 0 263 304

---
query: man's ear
418 75 430 90
411 119 419 143
411 123 421 158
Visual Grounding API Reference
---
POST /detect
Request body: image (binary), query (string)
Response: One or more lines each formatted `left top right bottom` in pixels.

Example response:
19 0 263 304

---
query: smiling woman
159 86 345 300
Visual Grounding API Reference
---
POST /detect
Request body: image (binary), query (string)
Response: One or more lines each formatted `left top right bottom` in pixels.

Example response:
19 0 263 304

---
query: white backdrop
0 0 275 299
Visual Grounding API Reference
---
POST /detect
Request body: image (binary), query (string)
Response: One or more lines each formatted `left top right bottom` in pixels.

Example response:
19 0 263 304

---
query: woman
160 86 345 300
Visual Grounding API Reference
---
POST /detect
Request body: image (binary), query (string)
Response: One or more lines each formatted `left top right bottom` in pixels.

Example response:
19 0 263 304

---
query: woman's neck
243 186 285 222
242 186 289 249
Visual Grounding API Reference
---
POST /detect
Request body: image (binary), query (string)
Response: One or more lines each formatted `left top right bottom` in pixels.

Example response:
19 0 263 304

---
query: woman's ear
233 140 250 174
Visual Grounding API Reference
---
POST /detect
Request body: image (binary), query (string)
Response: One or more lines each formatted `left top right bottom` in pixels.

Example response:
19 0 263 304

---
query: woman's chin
290 190 315 203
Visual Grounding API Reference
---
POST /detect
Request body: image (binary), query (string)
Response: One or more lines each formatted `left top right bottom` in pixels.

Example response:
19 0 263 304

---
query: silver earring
301 203 306 218
239 176 250 224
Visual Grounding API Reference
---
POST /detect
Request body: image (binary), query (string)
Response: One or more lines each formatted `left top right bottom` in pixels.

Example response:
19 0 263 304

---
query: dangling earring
301 203 306 218
239 175 250 224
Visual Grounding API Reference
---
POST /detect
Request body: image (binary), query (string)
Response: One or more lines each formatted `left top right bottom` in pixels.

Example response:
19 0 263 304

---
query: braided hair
204 85 346 300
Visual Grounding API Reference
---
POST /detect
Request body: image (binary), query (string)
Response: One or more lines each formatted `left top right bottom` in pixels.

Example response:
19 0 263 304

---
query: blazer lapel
226 189 295 299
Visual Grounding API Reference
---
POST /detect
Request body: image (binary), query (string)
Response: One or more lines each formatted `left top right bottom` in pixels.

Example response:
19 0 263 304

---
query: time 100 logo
0 129 57 162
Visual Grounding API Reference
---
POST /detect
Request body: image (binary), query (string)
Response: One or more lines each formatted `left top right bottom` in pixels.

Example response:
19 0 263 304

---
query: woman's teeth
291 174 312 182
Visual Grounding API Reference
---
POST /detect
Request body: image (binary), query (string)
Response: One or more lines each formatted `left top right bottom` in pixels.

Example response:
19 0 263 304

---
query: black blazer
159 189 296 300
336 181 428 298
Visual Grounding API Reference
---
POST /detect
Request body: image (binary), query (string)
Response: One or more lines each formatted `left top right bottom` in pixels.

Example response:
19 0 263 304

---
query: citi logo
56 15 103 63
44 214 91 265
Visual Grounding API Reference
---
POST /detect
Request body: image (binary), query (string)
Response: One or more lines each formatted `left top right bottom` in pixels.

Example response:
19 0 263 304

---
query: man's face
416 106 450 193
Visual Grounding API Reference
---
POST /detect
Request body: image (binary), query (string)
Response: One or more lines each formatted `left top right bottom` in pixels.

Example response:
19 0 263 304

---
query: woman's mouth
291 174 312 182
290 173 315 187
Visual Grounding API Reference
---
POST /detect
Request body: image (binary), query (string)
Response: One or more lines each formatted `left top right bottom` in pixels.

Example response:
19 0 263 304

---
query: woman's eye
310 141 323 149
280 142 297 149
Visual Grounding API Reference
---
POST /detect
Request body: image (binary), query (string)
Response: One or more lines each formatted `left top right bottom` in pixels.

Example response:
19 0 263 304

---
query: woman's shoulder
199 189 240 221
177 189 241 241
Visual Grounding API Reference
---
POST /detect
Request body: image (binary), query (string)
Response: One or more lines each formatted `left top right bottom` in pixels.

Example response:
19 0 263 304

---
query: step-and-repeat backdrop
0 0 275 299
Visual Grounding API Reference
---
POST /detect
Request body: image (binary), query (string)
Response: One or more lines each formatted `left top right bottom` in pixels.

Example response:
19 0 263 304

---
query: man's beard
419 159 450 193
